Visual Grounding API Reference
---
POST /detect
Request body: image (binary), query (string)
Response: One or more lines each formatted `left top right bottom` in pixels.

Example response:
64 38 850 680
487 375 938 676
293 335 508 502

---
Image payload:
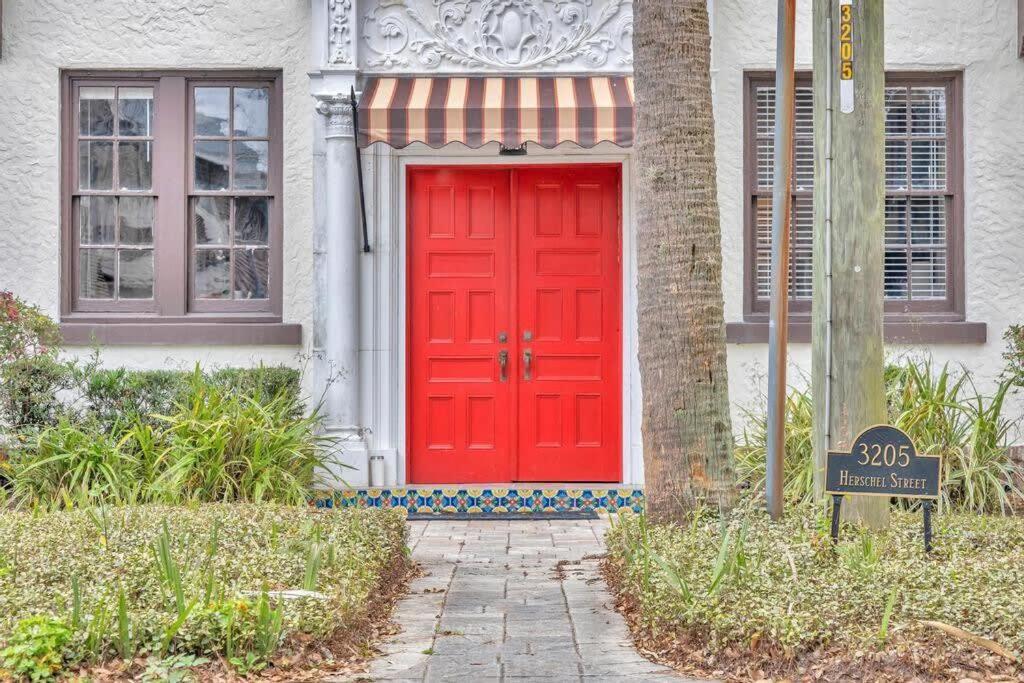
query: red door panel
515 166 621 482
408 168 513 483
408 165 621 484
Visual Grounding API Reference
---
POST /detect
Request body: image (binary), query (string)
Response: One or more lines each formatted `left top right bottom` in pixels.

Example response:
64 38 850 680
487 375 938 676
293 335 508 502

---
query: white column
314 94 369 486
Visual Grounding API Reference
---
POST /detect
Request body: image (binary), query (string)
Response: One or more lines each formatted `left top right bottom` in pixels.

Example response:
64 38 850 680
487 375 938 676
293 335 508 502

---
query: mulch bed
602 558 1024 683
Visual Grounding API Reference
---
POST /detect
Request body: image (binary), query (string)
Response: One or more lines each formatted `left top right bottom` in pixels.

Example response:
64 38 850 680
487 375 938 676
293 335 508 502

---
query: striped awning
358 76 634 149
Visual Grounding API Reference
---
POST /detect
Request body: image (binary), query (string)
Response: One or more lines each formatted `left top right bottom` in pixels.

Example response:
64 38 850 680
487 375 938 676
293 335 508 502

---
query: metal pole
350 86 372 253
766 0 797 520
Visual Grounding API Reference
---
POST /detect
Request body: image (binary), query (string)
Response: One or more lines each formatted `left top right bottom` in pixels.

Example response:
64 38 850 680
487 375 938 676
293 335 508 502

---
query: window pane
233 248 269 299
80 196 117 245
753 196 812 300
884 87 908 136
80 249 116 299
884 197 908 249
194 141 230 190
910 251 947 300
79 87 115 136
194 196 231 245
234 87 269 137
909 197 946 248
234 197 269 244
118 87 153 136
756 86 775 136
884 139 907 190
79 140 114 190
195 249 231 299
757 137 773 190
118 140 153 191
884 251 908 300
118 250 154 299
910 87 946 137
233 141 269 190
793 137 814 191
794 88 814 137
119 197 155 245
911 139 946 190
195 87 230 136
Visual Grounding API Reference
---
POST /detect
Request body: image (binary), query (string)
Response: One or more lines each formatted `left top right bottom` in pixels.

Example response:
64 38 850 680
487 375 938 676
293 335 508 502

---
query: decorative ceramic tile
316 487 644 514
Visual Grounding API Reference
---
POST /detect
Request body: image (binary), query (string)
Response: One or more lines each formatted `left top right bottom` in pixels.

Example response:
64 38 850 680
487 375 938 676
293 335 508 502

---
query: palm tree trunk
634 0 737 523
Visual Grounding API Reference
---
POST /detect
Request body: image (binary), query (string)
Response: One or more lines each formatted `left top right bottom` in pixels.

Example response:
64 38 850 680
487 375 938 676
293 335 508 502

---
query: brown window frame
742 70 965 323
60 70 286 333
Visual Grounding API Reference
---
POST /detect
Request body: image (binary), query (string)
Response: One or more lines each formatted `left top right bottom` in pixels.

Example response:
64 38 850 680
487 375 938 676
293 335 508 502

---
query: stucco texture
0 0 313 371
711 0 1024 425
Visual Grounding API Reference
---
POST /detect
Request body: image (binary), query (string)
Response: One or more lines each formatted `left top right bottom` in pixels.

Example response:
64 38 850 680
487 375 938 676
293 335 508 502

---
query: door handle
523 349 532 381
498 350 509 382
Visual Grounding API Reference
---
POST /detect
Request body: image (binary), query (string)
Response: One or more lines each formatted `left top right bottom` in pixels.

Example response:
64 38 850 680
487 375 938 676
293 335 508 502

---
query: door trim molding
366 142 640 486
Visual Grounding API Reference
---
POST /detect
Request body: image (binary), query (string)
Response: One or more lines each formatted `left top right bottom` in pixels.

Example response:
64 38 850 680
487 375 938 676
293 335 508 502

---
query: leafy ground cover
605 506 1024 681
0 504 411 681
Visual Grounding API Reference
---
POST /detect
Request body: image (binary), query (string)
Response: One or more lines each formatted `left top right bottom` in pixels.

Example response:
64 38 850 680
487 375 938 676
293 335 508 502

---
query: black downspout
350 86 371 253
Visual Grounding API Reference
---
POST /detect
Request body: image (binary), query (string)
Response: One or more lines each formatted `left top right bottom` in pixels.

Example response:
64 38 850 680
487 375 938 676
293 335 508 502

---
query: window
63 71 284 330
744 72 963 320
74 83 156 310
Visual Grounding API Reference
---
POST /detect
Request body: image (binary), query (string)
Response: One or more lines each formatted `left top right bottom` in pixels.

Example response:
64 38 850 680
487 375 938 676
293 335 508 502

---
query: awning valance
358 76 634 150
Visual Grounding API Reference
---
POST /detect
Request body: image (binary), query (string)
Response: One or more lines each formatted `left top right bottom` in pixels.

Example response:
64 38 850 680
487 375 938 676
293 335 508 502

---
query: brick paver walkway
341 518 693 682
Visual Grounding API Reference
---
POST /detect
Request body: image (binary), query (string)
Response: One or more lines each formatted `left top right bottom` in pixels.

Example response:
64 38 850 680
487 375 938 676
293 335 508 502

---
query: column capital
315 94 355 139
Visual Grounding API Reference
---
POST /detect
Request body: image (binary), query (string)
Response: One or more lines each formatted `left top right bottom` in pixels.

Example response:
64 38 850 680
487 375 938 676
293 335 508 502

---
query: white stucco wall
711 0 1024 425
0 0 314 378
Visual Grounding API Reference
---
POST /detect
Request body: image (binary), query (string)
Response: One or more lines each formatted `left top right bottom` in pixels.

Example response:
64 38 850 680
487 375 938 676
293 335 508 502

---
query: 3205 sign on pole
826 425 942 551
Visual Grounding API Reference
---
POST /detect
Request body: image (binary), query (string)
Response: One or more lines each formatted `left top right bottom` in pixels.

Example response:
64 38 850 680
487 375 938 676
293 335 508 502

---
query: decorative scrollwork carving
360 0 633 71
329 0 355 65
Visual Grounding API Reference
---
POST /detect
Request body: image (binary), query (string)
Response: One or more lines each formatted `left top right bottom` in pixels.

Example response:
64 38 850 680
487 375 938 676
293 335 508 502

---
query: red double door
408 165 622 484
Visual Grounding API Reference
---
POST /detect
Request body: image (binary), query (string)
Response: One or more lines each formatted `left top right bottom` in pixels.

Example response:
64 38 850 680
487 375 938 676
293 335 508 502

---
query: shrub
0 505 409 677
0 291 60 363
735 357 1022 514
7 371 334 507
80 364 302 430
0 356 77 430
10 420 142 506
0 293 71 431
143 372 332 505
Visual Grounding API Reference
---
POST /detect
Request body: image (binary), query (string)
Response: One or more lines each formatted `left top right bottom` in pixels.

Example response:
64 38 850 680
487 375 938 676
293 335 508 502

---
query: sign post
825 425 942 551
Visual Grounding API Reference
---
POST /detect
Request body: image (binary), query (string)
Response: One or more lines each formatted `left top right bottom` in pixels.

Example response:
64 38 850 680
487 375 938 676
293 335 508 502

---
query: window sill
726 320 987 345
59 321 302 346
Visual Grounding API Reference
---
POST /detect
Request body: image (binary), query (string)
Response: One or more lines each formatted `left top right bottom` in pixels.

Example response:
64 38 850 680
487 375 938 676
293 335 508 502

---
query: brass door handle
498 350 509 382
523 349 532 381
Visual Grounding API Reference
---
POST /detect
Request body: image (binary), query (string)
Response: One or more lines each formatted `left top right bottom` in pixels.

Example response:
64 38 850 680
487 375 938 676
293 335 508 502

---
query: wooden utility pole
811 0 889 528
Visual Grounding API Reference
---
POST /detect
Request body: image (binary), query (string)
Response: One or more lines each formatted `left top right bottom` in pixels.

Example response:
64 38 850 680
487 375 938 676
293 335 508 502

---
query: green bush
0 504 409 678
735 357 1022 514
7 371 334 507
81 364 302 429
606 507 1024 657
0 293 71 431
0 356 77 430
0 291 61 364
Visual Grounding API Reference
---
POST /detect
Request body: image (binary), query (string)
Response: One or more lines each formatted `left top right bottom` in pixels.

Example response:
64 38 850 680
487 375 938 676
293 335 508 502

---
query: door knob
523 349 532 381
498 350 509 382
